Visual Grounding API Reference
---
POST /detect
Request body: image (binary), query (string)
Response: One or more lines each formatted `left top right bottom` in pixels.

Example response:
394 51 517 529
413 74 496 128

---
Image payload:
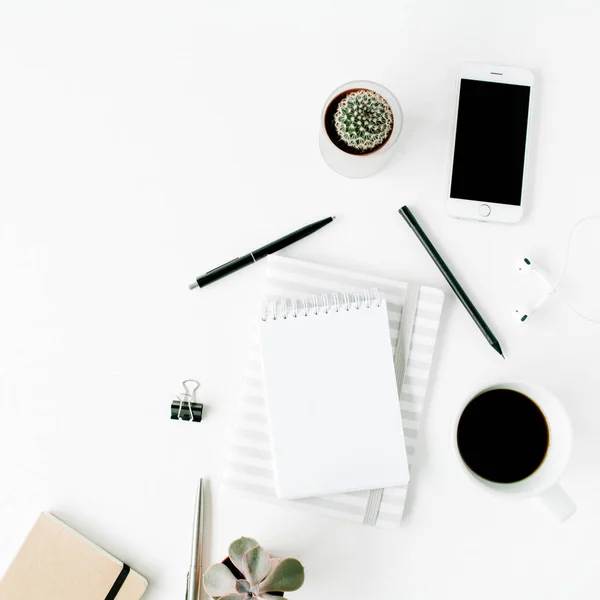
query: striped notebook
223 255 444 528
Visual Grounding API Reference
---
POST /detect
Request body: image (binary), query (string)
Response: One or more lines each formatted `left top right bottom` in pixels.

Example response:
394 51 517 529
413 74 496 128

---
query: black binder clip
170 380 204 422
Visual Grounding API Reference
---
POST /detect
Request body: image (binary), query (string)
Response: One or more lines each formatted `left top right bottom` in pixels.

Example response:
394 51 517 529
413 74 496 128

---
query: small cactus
203 537 305 600
333 89 393 151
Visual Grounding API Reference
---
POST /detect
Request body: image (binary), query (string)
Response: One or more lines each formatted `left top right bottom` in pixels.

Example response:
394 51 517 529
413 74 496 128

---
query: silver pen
186 478 204 600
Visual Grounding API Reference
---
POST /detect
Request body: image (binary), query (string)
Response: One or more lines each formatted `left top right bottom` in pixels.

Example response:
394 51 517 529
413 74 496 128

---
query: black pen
398 206 504 358
189 216 335 289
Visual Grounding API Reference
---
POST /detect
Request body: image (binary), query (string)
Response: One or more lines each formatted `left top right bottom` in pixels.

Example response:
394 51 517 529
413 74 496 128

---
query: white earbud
513 307 531 322
514 258 556 323
511 218 600 325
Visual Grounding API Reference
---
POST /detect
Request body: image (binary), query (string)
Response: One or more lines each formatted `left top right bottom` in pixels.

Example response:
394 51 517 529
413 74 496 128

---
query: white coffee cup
452 382 576 522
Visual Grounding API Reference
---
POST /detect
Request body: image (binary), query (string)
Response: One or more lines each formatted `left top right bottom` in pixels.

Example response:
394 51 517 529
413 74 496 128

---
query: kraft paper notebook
0 512 148 600
223 255 445 528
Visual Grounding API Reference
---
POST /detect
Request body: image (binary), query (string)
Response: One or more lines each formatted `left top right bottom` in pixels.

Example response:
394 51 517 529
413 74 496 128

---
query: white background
1 1 600 599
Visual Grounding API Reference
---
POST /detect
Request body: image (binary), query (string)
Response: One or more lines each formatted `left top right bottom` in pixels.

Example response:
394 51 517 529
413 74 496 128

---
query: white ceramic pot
319 80 403 179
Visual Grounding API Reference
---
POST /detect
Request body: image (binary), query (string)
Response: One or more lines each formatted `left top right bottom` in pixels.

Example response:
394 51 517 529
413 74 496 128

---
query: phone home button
478 204 491 218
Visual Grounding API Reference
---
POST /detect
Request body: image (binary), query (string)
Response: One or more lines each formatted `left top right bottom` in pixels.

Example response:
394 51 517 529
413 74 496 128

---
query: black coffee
457 389 549 484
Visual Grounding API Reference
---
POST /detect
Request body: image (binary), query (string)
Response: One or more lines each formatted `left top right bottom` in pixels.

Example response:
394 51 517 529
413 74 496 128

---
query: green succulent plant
203 537 305 600
333 89 393 151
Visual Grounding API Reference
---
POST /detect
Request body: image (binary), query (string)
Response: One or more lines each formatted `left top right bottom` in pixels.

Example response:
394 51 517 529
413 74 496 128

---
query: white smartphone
446 62 534 223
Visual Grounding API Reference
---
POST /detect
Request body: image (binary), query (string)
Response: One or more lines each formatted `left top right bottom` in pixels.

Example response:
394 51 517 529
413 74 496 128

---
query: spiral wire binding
261 288 381 321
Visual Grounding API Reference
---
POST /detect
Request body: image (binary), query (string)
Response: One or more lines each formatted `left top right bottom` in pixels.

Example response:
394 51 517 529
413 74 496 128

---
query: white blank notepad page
259 298 410 500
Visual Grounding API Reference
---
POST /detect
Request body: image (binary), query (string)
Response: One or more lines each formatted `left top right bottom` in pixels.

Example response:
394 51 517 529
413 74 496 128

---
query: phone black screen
450 79 531 206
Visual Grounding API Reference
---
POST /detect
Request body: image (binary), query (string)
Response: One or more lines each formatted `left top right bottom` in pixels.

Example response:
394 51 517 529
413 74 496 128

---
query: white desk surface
1 1 600 598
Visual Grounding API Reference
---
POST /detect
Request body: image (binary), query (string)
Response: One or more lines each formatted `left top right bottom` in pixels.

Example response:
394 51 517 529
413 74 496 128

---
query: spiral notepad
223 255 445 528
260 290 410 499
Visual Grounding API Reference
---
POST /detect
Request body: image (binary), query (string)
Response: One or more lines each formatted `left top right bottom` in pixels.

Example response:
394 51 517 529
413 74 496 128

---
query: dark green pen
398 205 504 358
